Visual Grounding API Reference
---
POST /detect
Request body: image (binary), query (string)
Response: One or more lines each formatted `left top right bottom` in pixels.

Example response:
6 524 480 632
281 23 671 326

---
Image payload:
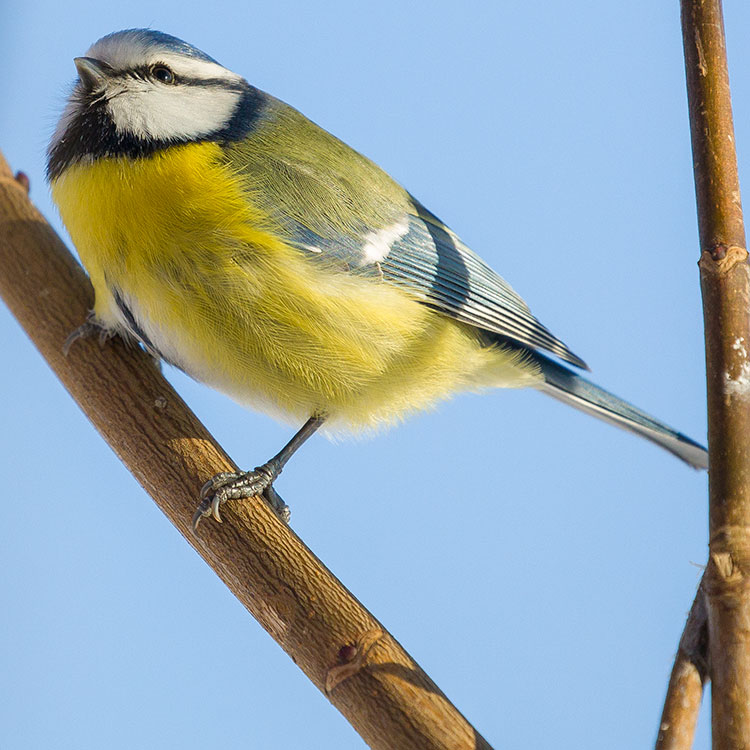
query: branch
681 1 750 747
0 150 493 749
655 582 709 750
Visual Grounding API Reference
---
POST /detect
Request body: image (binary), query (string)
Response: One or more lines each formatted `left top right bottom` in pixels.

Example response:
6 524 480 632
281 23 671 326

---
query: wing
286 198 587 370
224 96 588 369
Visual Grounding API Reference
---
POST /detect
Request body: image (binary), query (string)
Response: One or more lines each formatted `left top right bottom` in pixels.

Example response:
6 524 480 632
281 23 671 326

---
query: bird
47 29 707 531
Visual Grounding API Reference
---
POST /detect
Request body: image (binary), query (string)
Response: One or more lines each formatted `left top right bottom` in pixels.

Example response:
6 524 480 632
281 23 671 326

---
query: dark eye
152 65 174 84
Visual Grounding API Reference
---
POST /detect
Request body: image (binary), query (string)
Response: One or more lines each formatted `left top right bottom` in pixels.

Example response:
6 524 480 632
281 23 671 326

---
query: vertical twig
681 1 750 747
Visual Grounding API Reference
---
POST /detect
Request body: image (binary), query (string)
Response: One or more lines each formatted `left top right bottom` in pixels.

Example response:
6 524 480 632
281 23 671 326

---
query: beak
74 57 110 91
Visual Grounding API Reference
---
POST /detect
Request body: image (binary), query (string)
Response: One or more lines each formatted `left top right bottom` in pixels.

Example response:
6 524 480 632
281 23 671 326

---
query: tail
533 352 708 470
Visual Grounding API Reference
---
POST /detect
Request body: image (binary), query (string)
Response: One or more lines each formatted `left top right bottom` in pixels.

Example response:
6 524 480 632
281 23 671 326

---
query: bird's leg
192 414 326 532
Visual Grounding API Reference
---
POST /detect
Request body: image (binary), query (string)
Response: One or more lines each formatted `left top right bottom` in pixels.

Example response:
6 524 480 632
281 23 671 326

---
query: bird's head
48 29 263 180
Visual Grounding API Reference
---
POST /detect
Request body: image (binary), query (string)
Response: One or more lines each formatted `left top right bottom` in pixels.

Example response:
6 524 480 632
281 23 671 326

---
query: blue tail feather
532 352 708 470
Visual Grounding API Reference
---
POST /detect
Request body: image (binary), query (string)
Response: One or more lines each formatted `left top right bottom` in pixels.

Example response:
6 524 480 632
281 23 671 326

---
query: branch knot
698 244 748 275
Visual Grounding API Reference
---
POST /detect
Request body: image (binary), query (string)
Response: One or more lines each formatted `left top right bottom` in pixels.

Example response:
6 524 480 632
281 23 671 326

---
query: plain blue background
2 2 747 748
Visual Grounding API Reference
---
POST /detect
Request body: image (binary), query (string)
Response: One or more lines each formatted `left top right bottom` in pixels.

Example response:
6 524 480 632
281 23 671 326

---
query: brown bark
681 1 750 747
655 585 709 750
0 151 492 749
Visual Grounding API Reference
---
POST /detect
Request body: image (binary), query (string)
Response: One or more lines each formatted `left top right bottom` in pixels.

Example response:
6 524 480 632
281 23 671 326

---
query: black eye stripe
181 77 247 90
110 66 243 91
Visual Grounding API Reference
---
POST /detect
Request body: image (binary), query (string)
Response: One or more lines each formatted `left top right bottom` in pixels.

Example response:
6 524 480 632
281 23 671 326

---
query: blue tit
47 29 707 529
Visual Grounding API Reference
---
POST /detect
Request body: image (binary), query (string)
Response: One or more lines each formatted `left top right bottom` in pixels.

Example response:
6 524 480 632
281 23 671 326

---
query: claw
63 321 96 356
199 478 214 500
199 473 235 501
191 466 291 534
211 494 223 523
191 505 207 533
63 314 111 356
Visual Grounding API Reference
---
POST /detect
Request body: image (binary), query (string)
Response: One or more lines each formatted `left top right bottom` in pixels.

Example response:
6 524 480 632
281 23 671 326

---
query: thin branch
0 150 493 750
680 1 750 748
655 582 709 750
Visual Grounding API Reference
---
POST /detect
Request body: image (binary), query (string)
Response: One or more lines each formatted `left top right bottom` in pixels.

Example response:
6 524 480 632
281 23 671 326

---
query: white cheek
106 84 241 141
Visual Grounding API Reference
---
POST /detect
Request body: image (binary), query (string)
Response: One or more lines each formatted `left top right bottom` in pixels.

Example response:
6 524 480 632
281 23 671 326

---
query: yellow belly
51 142 541 430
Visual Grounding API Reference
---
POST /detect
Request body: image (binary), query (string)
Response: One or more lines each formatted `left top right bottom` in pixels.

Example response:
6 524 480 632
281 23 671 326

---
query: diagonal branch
0 149 493 750
655 580 709 750
680 0 750 747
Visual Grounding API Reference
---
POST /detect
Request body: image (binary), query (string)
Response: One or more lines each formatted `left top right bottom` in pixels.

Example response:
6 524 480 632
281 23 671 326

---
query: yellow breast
51 142 539 430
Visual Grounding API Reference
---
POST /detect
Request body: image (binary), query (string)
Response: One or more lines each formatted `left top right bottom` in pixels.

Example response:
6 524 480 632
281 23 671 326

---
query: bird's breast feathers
52 141 540 429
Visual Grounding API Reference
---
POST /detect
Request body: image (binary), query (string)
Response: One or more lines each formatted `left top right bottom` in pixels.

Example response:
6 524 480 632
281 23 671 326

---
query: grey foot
63 314 112 355
191 465 290 533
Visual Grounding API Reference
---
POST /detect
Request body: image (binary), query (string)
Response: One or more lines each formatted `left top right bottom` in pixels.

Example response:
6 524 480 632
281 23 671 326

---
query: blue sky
2 2 747 748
